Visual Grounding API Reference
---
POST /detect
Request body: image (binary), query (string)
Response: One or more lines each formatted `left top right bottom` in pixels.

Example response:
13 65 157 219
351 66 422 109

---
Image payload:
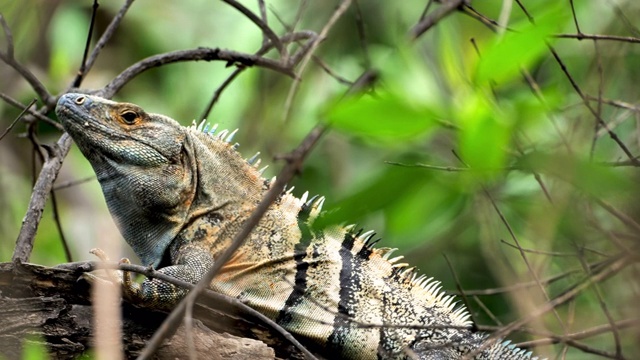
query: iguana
56 93 540 360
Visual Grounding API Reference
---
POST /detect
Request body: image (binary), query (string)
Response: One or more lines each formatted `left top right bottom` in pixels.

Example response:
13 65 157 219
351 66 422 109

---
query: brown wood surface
0 262 286 360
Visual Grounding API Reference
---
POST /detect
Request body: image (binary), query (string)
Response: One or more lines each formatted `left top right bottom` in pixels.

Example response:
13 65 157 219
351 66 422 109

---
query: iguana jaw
56 93 180 166
57 93 193 266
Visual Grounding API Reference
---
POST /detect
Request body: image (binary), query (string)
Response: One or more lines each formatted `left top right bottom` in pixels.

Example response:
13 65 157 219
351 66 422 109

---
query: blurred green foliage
1 0 639 358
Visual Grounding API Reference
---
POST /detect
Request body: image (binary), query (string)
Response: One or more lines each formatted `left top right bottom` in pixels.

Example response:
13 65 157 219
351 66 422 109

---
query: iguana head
56 93 264 266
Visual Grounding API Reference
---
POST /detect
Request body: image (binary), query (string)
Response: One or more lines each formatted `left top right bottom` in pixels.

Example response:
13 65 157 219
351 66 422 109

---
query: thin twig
462 255 632 359
312 55 353 86
520 318 640 347
0 98 37 142
257 0 269 48
283 0 354 123
50 191 73 262
443 254 478 329
594 198 640 234
483 188 566 331
0 93 62 129
222 0 284 57
0 28 56 105
513 0 533 23
585 95 640 112
198 31 316 121
353 0 371 69
555 33 640 43
79 0 136 81
568 0 581 34
53 176 97 191
462 4 503 33
547 44 640 166
576 253 622 357
72 0 99 87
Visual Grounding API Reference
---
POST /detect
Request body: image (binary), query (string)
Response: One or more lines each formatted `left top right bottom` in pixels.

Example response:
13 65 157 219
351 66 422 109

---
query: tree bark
0 262 286 360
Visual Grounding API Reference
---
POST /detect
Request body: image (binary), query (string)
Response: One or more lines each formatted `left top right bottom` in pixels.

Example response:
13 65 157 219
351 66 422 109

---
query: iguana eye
120 111 139 124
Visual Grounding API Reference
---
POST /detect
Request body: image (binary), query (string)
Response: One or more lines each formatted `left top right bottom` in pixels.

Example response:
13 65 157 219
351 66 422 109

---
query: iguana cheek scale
56 93 541 359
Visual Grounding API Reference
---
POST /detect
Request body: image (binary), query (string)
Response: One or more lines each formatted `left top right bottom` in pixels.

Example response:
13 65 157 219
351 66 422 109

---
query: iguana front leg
90 246 214 309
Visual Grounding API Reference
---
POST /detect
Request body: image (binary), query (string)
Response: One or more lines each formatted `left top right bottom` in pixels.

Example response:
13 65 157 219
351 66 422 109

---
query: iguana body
56 93 539 359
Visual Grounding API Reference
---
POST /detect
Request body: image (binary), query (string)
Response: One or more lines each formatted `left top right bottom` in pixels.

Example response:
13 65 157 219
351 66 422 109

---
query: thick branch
12 134 72 263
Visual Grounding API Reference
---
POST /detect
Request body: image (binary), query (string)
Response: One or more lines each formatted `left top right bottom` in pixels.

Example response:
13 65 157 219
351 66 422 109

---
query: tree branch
100 48 295 98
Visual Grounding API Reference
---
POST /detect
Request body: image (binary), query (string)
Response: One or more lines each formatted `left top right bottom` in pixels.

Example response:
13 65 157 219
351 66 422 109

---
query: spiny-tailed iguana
56 93 540 359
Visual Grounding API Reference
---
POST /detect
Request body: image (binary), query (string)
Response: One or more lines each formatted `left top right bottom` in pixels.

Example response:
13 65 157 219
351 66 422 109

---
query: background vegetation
1 0 639 358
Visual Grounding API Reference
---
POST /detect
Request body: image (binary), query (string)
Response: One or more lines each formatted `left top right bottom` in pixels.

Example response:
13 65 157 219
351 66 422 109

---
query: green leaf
473 5 565 86
457 95 512 173
313 165 426 229
327 93 439 144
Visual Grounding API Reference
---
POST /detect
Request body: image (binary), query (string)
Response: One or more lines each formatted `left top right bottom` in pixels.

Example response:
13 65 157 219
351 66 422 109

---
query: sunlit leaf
474 5 565 86
457 94 512 173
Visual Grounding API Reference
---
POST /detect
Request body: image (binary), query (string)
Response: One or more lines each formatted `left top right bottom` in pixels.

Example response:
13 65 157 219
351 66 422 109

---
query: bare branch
78 0 136 85
0 13 14 59
100 48 295 98
0 92 62 130
0 98 36 144
72 0 100 88
283 0 353 122
547 45 640 166
12 134 73 263
221 0 284 57
0 14 53 106
555 33 640 43
409 0 467 40
199 31 316 121
463 255 632 359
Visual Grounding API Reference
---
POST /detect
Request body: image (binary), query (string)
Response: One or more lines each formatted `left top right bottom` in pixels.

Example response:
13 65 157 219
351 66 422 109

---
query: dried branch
0 98 36 142
0 92 62 129
463 255 632 359
221 0 284 57
555 33 640 43
409 0 467 40
100 47 295 98
547 44 640 166
0 29 55 106
0 13 14 59
283 0 353 122
199 31 316 121
72 0 100 88
12 134 73 263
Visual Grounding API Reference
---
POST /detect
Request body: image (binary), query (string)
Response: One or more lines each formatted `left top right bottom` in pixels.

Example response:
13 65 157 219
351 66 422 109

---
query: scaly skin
56 93 540 360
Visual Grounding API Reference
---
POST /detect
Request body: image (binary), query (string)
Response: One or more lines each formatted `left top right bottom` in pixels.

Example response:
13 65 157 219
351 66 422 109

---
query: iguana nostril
75 96 85 105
